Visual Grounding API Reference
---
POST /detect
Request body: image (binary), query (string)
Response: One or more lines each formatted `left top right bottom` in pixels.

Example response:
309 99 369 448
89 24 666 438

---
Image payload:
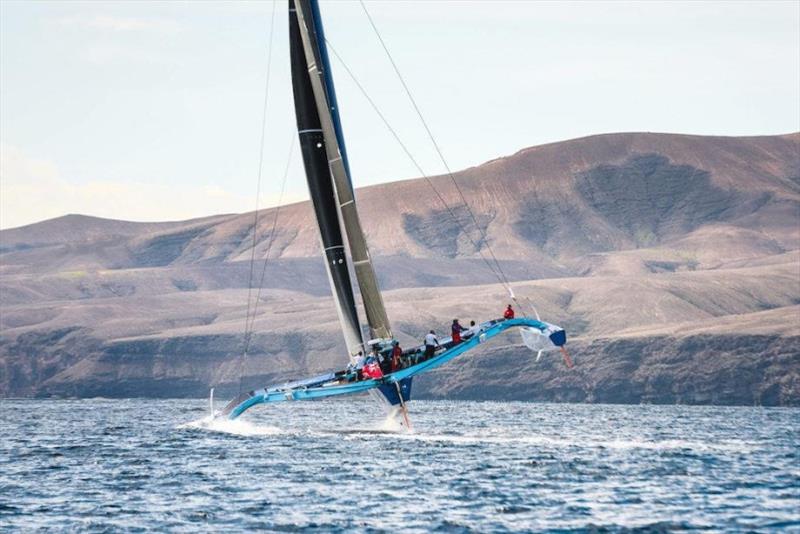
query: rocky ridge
1 132 798 405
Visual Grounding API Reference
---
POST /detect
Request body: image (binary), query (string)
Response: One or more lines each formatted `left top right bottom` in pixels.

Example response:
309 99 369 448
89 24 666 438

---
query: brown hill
1 132 798 405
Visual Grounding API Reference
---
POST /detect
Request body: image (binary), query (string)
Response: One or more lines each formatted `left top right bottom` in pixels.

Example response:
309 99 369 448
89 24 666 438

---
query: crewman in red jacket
363 356 383 379
451 319 466 344
503 304 515 320
391 341 403 372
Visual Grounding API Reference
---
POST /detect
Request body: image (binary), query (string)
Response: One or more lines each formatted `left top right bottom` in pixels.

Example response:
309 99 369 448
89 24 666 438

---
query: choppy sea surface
0 399 798 532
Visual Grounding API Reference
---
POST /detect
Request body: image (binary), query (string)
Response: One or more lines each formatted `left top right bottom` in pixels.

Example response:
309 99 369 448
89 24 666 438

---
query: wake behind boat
218 0 572 428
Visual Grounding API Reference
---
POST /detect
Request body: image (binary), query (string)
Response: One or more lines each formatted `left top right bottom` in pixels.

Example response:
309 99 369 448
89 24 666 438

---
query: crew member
373 344 391 375
503 304 515 320
351 351 365 381
362 354 383 379
464 320 480 339
424 330 439 360
451 319 466 345
391 341 403 372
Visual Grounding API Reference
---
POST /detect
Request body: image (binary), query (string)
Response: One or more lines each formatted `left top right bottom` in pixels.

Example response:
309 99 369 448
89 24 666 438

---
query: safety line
238 0 278 397
243 137 296 352
325 39 510 292
358 0 517 295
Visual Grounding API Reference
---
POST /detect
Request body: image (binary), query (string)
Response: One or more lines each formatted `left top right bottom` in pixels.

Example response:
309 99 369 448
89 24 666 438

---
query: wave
358 431 759 453
177 415 282 437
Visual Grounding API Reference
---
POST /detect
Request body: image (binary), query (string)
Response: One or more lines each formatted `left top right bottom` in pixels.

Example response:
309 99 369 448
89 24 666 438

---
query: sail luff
289 0 364 356
294 0 393 340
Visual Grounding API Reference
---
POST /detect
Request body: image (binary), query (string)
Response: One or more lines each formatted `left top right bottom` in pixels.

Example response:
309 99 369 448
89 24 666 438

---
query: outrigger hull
221 317 566 420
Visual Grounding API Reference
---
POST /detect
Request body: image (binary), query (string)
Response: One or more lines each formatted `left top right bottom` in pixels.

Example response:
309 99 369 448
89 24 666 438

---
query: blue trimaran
218 0 570 428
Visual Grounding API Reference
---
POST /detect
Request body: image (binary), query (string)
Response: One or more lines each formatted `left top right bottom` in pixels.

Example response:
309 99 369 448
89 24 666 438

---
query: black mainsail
290 0 364 355
292 0 392 341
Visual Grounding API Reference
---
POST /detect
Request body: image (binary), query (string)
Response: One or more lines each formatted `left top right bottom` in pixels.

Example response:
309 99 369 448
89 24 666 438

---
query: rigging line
237 137 293 398
358 0 516 294
238 0 277 396
244 136 295 345
325 39 509 290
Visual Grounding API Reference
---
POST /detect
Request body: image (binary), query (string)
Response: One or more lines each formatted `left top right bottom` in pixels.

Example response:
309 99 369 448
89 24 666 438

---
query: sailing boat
219 0 569 426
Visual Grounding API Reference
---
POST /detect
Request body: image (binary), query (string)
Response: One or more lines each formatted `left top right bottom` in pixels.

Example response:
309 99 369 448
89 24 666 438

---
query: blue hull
223 317 564 420
378 377 413 405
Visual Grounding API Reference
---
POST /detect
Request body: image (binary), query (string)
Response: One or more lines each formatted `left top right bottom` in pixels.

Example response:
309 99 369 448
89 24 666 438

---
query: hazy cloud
1 2 796 229
0 145 302 230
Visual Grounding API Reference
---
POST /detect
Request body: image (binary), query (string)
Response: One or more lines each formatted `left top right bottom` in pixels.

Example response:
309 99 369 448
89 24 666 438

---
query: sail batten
294 0 392 341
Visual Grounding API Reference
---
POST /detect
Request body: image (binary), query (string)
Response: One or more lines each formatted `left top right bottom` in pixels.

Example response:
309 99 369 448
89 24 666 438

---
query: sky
1 0 798 229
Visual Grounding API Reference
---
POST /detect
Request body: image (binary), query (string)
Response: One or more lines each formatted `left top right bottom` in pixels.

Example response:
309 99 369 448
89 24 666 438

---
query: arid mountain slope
3 132 797 274
1 132 798 404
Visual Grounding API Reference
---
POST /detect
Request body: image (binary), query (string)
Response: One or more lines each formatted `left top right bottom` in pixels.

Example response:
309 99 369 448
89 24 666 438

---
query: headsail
290 0 363 355
293 0 392 340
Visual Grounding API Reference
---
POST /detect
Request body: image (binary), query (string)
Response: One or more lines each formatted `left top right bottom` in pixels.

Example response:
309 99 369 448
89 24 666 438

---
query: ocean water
0 399 797 533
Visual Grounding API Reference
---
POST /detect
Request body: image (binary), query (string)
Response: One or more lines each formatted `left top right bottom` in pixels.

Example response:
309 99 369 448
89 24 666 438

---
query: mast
290 0 363 356
293 0 393 340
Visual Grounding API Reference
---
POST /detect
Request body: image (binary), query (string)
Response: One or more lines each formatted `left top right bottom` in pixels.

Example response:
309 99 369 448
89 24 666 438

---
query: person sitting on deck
451 319 466 345
424 330 439 360
402 349 419 368
374 344 391 375
348 351 365 381
362 354 384 380
410 349 423 366
503 304 515 320
464 320 480 339
391 341 402 372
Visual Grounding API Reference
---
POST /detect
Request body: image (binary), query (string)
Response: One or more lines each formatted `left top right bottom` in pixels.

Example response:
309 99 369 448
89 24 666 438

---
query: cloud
0 145 304 230
0 145 59 184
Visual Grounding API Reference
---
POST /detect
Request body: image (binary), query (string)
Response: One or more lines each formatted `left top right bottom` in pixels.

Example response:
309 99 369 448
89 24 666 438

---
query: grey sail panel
294 0 393 340
290 0 363 356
